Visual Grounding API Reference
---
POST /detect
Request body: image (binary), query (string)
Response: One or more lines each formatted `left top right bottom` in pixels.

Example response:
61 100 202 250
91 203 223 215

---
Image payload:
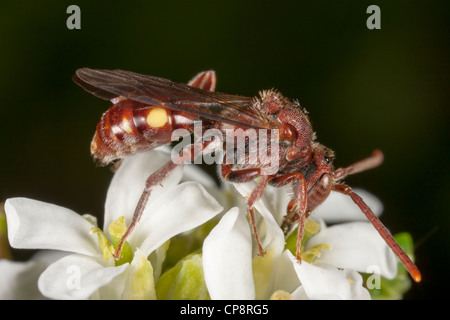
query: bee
74 68 421 283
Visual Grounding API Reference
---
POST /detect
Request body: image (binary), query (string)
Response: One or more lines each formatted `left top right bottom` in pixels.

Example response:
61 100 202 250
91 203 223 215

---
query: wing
73 68 277 129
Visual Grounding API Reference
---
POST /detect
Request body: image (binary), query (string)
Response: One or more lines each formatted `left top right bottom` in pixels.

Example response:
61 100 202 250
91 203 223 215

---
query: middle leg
270 172 308 261
221 164 271 256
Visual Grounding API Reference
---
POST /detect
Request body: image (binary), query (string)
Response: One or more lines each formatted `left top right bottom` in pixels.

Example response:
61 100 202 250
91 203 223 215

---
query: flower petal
232 182 291 225
5 198 99 256
183 164 228 209
121 249 156 300
314 188 383 222
290 285 309 300
287 251 370 300
104 149 184 230
38 254 128 299
0 259 47 299
306 221 397 279
232 182 285 253
182 164 217 188
252 193 286 255
134 182 223 256
271 250 301 295
203 207 255 300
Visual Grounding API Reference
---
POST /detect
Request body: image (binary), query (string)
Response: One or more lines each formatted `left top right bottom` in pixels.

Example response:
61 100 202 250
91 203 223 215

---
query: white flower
3 148 223 299
2 144 402 300
203 181 397 300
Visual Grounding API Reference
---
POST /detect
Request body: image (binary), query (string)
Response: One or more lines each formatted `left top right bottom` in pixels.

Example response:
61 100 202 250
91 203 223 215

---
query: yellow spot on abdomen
146 107 168 128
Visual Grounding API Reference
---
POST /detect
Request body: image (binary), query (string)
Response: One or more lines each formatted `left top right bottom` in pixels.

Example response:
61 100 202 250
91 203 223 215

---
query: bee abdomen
91 99 174 165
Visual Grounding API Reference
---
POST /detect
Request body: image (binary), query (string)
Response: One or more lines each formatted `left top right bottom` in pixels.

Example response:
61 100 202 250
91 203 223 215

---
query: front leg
333 184 421 282
271 172 308 261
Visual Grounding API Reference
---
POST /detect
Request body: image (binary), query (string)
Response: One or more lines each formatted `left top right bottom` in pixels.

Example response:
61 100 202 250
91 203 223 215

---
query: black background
0 1 448 299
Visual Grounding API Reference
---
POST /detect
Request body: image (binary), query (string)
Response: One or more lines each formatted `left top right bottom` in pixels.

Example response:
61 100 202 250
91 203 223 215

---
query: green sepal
156 252 210 300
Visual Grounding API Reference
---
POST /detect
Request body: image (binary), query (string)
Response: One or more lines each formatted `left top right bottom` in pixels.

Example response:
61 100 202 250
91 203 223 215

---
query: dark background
0 1 448 299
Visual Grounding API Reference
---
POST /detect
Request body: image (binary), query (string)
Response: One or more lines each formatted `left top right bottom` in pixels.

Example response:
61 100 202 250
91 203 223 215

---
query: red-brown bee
73 68 421 283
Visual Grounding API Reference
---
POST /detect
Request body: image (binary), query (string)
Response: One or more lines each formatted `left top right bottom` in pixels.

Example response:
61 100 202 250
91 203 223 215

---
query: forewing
74 68 275 129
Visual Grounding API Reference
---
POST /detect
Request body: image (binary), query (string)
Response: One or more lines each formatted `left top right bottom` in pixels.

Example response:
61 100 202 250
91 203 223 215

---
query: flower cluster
0 148 414 299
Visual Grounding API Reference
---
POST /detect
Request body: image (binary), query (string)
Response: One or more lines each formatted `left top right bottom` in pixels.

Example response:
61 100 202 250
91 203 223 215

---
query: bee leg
220 164 270 256
187 70 216 92
333 184 421 283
